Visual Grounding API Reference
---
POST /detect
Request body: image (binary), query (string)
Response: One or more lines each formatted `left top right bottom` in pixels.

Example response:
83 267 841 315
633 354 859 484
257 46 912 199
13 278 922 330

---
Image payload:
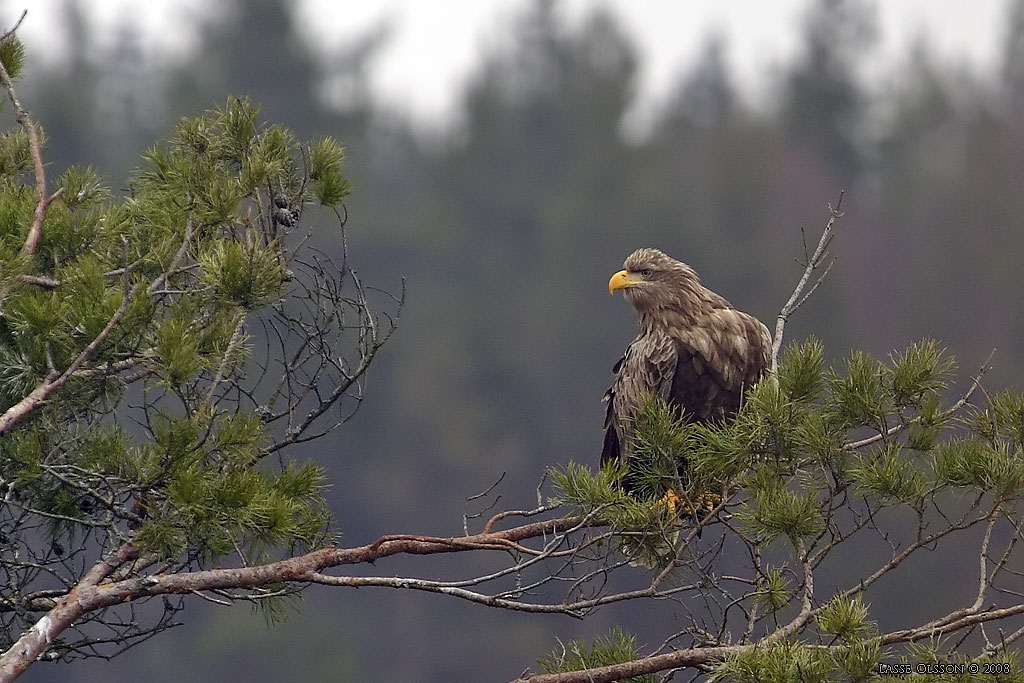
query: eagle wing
669 306 771 423
601 332 679 468
600 361 624 468
601 305 770 469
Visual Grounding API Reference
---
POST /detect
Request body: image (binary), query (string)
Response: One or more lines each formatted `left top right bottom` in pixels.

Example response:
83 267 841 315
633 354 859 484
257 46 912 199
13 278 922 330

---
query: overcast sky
299 1 1008 120
5 0 1011 131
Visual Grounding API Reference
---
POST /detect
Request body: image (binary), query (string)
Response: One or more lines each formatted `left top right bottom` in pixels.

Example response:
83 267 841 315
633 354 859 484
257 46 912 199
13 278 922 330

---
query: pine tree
0 27 399 678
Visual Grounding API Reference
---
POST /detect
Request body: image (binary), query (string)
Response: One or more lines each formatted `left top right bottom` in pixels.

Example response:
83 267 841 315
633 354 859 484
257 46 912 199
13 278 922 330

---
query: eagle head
608 248 701 314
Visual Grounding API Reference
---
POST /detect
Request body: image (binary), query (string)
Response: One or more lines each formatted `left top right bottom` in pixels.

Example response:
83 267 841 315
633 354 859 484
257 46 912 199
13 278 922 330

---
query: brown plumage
602 248 771 487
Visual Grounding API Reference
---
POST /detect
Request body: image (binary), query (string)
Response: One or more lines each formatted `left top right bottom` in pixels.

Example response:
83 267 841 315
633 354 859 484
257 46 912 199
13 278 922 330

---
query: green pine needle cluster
626 393 698 498
548 459 686 566
972 391 1024 446
850 442 927 504
737 470 824 545
816 595 876 642
932 438 1024 500
0 128 31 178
537 627 655 683
0 34 26 80
548 461 660 530
308 137 350 206
711 638 881 683
752 567 793 614
829 339 955 431
199 233 284 309
549 460 626 509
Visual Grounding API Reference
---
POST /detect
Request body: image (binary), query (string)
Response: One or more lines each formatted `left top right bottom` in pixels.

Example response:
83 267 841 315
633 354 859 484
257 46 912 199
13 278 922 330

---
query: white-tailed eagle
603 248 771 494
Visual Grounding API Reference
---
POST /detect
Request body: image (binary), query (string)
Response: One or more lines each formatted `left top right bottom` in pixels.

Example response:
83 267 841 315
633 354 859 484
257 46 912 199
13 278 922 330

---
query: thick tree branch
511 645 736 683
0 543 140 682
509 596 1024 683
511 600 1024 683
0 516 589 679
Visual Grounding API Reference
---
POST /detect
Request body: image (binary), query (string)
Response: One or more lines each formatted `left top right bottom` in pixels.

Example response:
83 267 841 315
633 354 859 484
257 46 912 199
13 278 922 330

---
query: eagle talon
655 490 681 515
700 491 722 513
655 490 721 519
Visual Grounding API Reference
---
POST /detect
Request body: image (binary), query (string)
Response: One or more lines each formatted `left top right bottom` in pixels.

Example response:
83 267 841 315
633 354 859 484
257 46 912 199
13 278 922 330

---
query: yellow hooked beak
608 269 643 294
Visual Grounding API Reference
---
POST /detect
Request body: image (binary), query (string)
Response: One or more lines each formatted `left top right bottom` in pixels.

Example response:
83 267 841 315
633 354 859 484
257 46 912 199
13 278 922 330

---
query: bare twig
771 191 844 373
0 11 26 42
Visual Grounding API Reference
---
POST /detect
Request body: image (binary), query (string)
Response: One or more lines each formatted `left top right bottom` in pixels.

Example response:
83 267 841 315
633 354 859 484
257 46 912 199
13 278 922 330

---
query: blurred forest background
8 0 1024 681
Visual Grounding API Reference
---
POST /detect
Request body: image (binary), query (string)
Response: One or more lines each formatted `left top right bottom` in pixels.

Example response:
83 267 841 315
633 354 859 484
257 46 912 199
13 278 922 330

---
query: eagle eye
640 268 653 277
